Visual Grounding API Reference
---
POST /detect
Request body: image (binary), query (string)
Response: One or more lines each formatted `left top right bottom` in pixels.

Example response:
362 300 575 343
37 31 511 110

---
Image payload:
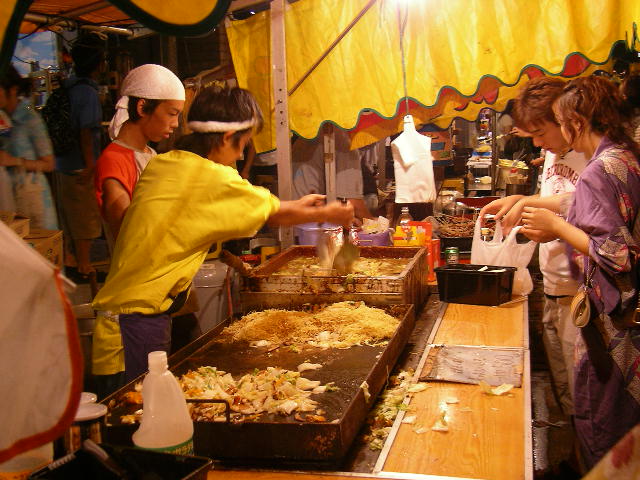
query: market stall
1 1 640 479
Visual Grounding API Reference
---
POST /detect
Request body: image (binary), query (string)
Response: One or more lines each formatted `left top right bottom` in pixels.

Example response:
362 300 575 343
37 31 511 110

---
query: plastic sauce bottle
397 207 414 241
132 351 194 455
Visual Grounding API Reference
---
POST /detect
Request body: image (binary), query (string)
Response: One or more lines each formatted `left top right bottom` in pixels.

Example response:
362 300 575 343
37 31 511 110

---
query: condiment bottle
132 351 194 454
397 207 413 241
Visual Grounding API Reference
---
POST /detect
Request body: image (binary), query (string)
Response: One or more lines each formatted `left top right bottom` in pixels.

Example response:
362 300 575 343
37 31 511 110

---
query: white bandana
187 119 256 133
108 64 185 140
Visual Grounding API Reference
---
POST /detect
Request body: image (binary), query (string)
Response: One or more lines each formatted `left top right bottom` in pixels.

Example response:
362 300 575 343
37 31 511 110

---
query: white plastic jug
132 351 193 455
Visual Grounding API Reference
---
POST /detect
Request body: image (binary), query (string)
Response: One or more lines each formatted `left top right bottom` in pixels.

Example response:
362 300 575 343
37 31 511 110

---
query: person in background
620 73 640 144
54 34 104 280
480 77 588 423
0 66 57 230
91 86 353 387
292 126 372 223
0 71 16 212
95 64 185 246
520 76 640 469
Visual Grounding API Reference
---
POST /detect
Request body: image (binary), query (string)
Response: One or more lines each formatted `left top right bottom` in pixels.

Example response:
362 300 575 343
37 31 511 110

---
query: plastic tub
294 222 342 245
356 229 392 246
193 261 228 333
435 264 516 306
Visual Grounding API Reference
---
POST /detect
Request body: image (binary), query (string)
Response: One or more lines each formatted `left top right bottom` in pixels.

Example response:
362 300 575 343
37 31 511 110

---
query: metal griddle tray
103 303 415 467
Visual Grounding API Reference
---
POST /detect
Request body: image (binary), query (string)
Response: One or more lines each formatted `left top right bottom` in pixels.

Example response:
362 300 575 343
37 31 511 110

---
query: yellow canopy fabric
226 0 640 153
0 0 27 73
0 0 231 72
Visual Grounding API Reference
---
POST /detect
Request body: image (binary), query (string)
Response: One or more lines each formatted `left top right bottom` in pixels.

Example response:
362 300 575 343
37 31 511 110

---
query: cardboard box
0 211 16 223
9 216 30 238
25 229 63 269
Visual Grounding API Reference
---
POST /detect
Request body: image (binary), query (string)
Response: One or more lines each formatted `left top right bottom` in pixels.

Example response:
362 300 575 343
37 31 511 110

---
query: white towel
391 115 436 203
109 64 185 140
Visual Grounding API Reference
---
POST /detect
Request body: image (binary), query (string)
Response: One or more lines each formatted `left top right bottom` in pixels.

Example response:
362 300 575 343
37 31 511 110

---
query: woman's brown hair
553 76 639 156
175 85 263 158
512 76 567 131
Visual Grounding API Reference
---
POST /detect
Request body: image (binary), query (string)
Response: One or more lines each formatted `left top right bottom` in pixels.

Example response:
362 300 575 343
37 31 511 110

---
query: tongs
332 199 360 275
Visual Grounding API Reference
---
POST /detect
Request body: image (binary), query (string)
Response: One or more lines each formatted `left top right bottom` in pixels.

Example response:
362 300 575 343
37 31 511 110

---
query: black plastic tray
435 264 516 306
29 444 212 480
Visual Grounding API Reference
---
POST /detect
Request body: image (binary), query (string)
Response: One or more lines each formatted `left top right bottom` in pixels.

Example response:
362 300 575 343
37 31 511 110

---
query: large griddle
103 303 415 467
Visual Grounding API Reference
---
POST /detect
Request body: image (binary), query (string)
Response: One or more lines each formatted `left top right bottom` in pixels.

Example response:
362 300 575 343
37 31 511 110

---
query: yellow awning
0 0 231 72
226 0 640 153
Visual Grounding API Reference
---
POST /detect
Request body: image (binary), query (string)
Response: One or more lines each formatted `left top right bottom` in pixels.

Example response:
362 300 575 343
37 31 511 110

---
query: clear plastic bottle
397 207 413 240
132 351 194 455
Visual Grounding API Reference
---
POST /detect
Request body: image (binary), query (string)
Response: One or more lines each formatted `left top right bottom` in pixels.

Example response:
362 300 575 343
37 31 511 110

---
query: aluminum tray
103 303 415 468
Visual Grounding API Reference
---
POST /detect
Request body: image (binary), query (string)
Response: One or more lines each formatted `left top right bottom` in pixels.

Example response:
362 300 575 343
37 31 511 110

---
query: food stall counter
207 299 532 480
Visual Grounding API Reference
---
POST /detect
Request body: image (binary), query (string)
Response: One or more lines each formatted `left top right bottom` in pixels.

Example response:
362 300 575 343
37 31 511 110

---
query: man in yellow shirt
92 86 353 390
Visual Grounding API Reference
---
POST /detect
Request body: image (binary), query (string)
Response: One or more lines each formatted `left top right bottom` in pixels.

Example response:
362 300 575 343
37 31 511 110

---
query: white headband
187 119 256 133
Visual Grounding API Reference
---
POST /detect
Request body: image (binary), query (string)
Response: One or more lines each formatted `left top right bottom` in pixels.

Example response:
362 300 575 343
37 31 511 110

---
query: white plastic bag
391 115 436 203
13 168 44 228
471 219 537 296
0 166 15 213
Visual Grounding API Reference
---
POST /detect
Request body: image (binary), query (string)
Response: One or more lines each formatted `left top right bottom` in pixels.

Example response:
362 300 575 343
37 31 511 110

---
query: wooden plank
433 302 524 347
381 382 525 480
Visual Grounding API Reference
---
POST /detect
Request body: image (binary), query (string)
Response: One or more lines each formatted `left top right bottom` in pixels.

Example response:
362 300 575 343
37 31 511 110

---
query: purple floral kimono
567 137 640 468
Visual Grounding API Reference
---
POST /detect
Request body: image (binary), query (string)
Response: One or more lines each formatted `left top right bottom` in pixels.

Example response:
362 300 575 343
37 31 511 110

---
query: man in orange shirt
95 64 185 245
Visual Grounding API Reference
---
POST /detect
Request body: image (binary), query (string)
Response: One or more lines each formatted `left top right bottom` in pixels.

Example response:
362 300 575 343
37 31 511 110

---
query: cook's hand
325 200 354 227
479 195 524 226
521 206 564 241
298 194 326 208
530 157 545 167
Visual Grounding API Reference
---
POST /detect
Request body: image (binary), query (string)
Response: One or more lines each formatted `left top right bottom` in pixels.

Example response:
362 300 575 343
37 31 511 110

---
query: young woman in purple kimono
520 76 640 469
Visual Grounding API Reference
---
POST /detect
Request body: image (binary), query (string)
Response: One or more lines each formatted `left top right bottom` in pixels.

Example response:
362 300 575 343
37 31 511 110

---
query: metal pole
271 0 293 247
323 126 337 203
491 109 498 195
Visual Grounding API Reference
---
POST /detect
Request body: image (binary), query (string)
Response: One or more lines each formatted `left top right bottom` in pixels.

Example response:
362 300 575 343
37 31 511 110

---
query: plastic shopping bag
471 219 537 296
13 168 44 228
0 166 15 212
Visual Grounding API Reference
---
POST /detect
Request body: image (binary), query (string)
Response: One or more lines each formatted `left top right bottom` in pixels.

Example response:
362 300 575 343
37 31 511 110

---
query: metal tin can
445 246 459 265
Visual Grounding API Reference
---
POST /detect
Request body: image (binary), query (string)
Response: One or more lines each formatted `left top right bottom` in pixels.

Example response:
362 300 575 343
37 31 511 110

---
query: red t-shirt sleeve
94 143 138 213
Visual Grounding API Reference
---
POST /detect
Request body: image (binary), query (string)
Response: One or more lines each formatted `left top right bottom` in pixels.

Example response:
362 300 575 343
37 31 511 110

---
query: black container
438 235 473 254
29 444 212 480
435 264 516 306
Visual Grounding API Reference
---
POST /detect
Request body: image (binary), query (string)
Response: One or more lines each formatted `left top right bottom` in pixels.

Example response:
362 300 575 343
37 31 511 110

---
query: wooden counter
209 300 532 480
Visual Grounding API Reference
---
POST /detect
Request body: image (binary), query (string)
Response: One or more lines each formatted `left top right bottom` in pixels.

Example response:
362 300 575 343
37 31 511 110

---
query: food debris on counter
363 370 418 450
360 381 371 403
479 381 514 396
431 410 449 433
